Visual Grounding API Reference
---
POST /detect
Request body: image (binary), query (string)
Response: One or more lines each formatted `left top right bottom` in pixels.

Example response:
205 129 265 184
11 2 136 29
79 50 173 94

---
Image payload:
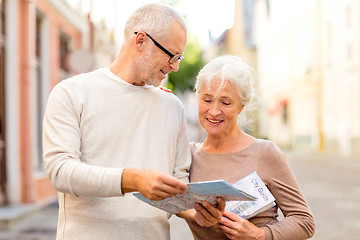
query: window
243 0 256 49
59 32 70 71
345 4 354 61
33 12 51 173
326 23 332 68
33 13 44 171
0 0 7 205
265 0 271 18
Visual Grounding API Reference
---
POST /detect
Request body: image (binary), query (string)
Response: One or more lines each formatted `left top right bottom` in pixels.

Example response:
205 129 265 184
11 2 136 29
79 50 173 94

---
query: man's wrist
121 168 140 194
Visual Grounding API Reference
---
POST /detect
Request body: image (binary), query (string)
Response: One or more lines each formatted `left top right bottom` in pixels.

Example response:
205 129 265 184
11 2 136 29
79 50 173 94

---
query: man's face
135 21 187 87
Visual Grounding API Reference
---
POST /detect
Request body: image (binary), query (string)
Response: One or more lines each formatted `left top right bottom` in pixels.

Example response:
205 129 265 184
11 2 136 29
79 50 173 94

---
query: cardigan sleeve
43 80 124 197
262 143 315 240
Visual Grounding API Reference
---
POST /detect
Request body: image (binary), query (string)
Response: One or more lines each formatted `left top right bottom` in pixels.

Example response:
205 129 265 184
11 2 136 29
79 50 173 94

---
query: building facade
0 0 116 207
254 0 360 159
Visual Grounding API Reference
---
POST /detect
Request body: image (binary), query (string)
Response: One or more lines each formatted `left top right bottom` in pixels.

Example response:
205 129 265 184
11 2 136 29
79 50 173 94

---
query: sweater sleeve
43 81 124 197
263 143 315 240
173 104 191 184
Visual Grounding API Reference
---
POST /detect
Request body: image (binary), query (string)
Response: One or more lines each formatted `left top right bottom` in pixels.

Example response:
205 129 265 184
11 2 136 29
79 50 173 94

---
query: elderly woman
178 55 315 240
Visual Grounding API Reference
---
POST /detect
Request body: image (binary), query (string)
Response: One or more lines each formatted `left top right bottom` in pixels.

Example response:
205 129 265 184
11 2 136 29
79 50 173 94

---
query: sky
67 0 235 47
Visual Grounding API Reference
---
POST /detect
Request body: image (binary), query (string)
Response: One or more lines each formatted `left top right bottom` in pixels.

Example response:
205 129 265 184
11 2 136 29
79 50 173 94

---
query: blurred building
226 0 259 137
227 0 257 71
205 0 259 136
254 0 360 159
0 0 116 210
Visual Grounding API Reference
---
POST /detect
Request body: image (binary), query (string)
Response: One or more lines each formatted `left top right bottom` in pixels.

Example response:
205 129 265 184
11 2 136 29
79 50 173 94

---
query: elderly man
43 3 191 239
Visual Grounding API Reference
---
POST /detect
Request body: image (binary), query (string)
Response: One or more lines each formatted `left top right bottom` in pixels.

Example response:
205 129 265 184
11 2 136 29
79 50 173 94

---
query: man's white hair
124 3 187 41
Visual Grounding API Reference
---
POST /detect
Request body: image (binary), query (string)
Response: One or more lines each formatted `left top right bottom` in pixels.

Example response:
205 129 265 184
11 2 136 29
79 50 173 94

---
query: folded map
133 179 256 214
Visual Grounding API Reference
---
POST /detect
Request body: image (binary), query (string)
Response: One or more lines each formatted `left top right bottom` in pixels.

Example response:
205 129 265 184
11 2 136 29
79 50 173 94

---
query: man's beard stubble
134 51 162 87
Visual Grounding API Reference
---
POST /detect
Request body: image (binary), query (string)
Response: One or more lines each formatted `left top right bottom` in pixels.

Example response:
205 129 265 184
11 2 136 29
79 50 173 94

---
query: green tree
167 34 205 93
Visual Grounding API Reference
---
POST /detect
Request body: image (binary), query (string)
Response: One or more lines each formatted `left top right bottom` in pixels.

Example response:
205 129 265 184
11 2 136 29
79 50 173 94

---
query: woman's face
198 79 244 138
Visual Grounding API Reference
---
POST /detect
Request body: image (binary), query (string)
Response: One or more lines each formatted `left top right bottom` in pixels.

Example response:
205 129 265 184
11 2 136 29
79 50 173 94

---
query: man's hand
121 168 188 200
193 197 226 227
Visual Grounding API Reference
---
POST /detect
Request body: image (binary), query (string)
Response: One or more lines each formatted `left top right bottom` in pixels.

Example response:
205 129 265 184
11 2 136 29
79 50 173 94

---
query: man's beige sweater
43 68 191 240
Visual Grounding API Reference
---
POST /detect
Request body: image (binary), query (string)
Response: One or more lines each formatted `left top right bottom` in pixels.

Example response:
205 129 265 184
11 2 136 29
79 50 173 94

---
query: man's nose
170 61 180 72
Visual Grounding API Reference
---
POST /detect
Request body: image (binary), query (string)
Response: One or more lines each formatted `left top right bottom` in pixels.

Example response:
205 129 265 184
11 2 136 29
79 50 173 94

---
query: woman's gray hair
124 3 187 41
195 55 257 126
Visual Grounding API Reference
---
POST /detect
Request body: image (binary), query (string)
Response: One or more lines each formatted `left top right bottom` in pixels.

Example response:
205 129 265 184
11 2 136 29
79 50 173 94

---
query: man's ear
135 32 146 51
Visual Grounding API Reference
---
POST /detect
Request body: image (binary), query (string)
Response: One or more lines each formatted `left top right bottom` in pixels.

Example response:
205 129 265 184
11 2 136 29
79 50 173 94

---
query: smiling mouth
207 118 223 124
160 70 167 76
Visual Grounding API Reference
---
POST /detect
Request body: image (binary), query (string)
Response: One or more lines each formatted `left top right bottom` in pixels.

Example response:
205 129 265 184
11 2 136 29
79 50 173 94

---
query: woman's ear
238 104 245 114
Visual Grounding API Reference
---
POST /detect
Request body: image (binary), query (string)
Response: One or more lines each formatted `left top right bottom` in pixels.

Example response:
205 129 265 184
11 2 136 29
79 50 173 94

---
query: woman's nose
208 102 221 116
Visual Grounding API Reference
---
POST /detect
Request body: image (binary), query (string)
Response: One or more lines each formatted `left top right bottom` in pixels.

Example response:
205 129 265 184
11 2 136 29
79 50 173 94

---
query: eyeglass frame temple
134 32 182 62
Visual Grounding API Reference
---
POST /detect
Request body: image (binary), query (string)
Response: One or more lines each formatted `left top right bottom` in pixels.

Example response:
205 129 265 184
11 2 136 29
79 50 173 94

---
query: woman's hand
219 211 265 240
193 197 226 227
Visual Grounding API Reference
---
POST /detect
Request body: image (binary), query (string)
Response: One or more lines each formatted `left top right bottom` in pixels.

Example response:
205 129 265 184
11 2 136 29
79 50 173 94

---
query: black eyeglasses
134 32 184 64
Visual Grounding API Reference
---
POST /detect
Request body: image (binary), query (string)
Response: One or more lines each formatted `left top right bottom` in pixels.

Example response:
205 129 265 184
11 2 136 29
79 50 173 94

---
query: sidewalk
0 201 193 240
286 152 360 240
0 152 359 239
0 202 58 240
285 151 360 173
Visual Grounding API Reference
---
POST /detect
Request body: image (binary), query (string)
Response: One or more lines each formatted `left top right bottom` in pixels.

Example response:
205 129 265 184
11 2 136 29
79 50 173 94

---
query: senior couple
43 3 315 240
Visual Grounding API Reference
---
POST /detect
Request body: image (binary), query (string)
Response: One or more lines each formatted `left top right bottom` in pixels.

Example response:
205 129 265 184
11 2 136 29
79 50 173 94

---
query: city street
286 153 360 240
0 153 359 240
